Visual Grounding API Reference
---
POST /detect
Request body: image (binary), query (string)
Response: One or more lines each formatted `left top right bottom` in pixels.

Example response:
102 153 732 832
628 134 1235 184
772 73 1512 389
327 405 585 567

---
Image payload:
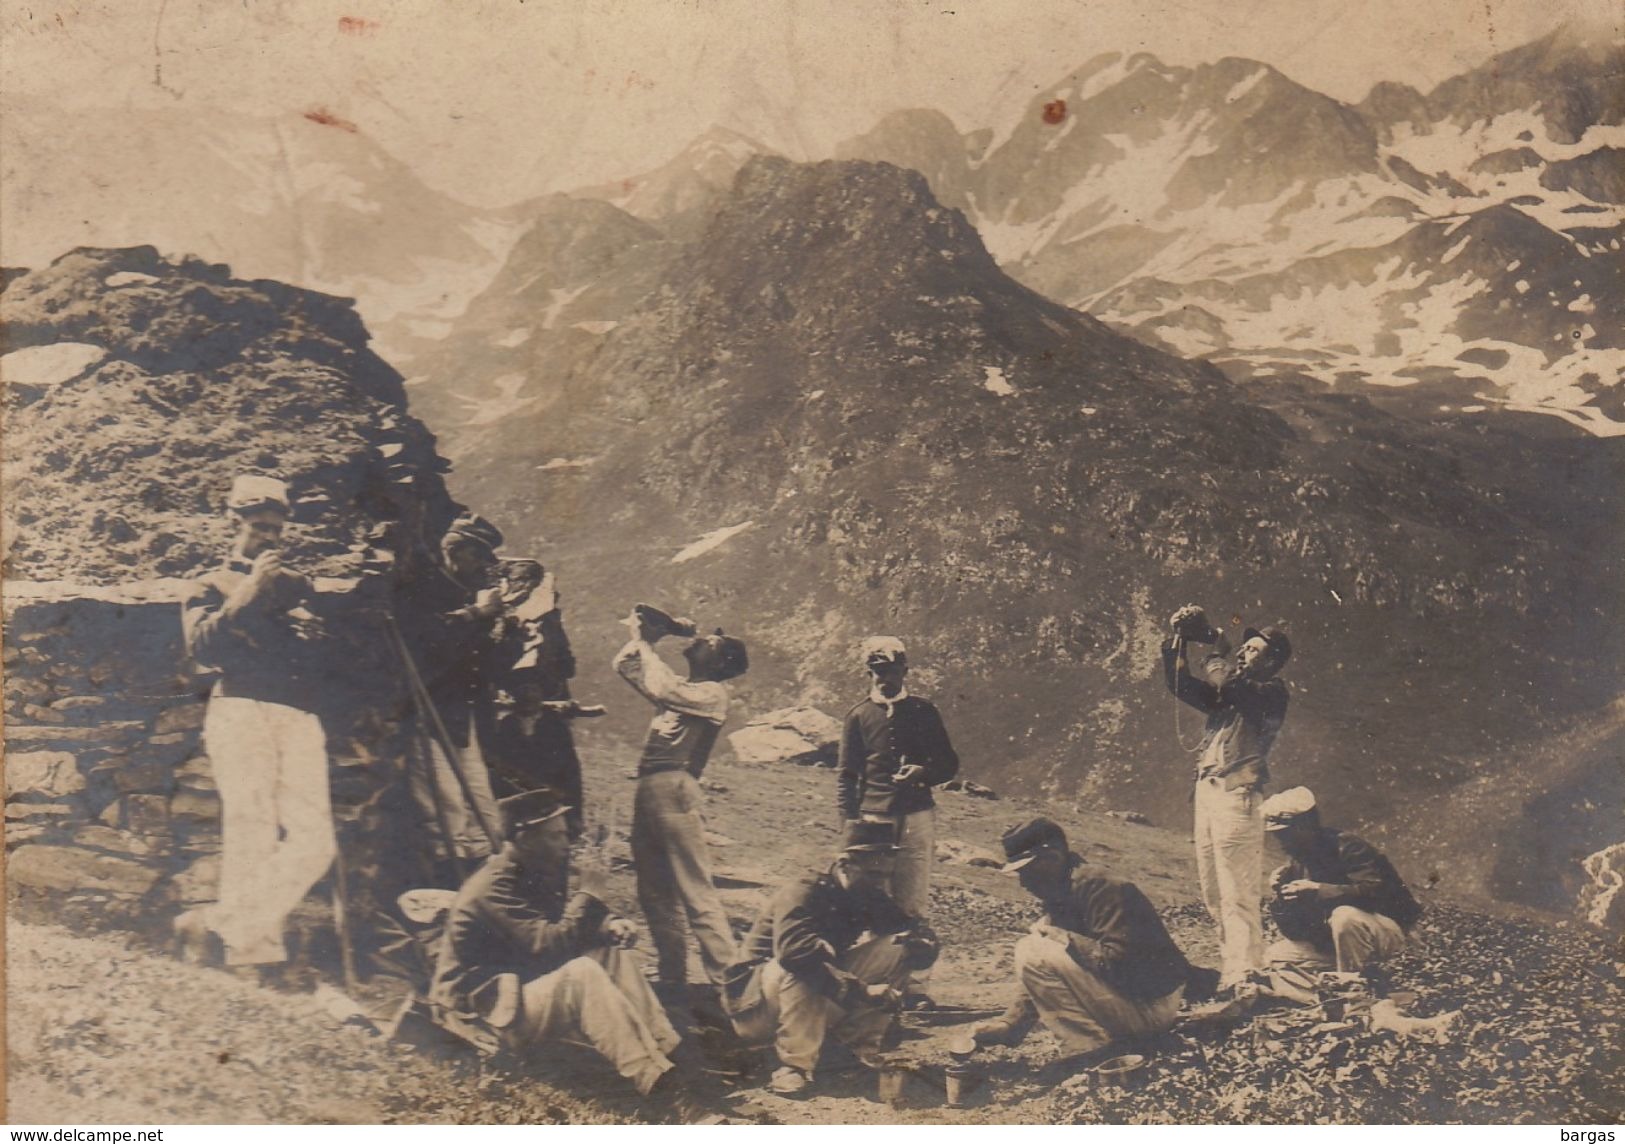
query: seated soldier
722 820 939 1096
973 818 1194 1059
428 790 681 1099
1262 787 1422 974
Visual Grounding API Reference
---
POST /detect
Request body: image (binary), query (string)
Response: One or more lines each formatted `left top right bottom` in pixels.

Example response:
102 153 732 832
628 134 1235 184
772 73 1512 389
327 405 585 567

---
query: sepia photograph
2 0 1622 1128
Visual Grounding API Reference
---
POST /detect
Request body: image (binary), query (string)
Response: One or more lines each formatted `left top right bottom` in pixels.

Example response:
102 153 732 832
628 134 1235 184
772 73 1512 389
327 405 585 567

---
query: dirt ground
8 738 1621 1124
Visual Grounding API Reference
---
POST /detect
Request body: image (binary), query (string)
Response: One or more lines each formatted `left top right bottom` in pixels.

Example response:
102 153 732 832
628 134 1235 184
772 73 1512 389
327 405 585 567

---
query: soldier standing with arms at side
485 559 601 840
836 636 959 1008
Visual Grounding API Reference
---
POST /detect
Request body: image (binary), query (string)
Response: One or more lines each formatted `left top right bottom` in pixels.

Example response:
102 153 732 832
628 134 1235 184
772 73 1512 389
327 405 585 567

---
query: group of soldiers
173 473 1424 1112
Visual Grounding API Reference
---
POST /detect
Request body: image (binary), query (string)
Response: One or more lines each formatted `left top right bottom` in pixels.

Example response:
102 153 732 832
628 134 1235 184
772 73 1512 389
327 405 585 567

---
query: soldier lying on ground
427 790 684 1100
973 817 1204 1061
1263 787 1422 976
722 820 940 1096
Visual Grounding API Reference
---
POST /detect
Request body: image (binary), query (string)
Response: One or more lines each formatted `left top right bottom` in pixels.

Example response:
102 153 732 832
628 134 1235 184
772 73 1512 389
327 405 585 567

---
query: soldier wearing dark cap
723 820 939 1095
393 510 508 866
429 790 681 1097
973 818 1194 1058
1163 605 1293 991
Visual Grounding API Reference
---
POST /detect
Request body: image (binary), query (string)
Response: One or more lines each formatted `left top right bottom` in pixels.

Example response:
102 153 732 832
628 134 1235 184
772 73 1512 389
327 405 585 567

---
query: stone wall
4 581 218 927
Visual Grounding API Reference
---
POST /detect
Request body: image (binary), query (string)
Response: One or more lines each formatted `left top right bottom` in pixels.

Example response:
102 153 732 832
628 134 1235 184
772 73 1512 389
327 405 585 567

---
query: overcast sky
2 0 1616 206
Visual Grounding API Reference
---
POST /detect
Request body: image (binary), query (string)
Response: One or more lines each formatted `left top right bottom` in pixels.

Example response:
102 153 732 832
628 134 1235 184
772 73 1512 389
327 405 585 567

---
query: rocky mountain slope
0 100 523 361
399 194 682 461
1 245 459 585
745 28 1625 430
418 155 1625 919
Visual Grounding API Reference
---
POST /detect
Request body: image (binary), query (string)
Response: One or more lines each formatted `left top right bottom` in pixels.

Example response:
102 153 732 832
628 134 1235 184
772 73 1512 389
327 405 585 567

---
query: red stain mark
621 180 636 195
1042 99 1067 125
303 107 359 133
338 16 381 35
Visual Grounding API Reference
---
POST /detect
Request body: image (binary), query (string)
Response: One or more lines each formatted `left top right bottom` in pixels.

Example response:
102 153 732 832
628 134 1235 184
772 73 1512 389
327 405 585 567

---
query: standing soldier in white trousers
175 474 335 977
1162 606 1293 993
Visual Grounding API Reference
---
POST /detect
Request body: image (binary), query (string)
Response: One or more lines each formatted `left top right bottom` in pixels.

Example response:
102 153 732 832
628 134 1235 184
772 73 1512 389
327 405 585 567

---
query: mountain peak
571 125 774 227
1424 23 1625 142
834 109 980 210
681 125 772 160
1543 19 1625 61
689 154 1008 316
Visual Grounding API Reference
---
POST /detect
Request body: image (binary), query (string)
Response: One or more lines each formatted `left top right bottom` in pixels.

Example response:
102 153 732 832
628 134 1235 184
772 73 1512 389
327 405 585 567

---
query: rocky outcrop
727 706 843 767
0 246 462 584
1578 842 1625 931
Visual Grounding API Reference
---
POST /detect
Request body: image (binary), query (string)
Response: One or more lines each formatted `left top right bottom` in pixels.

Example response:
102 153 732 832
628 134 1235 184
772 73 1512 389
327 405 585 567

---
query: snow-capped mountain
824 27 1625 433
0 99 525 359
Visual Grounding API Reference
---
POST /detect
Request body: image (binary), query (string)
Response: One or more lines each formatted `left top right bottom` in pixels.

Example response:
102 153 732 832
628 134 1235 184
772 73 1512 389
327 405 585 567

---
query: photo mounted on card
3 0 1622 1127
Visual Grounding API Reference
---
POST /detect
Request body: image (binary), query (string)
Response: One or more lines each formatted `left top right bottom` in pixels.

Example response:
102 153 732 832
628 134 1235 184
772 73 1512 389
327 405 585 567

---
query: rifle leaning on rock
382 612 503 872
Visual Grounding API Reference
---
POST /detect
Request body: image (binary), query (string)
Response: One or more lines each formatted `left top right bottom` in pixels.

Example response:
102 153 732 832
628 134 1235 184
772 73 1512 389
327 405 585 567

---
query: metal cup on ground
945 1034 980 1108
1092 1053 1147 1091
873 1054 910 1107
944 1062 977 1107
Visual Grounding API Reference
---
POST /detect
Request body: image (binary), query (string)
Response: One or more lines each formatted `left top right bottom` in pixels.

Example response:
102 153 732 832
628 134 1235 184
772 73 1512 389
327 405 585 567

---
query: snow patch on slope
453 373 538 426
983 365 1016 396
2 344 107 389
673 521 755 564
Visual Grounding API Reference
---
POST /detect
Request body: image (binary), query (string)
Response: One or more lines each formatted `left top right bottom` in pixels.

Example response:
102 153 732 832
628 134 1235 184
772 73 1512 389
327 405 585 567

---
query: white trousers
203 696 335 965
511 946 681 1096
1266 905 1408 973
1193 777 1263 987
